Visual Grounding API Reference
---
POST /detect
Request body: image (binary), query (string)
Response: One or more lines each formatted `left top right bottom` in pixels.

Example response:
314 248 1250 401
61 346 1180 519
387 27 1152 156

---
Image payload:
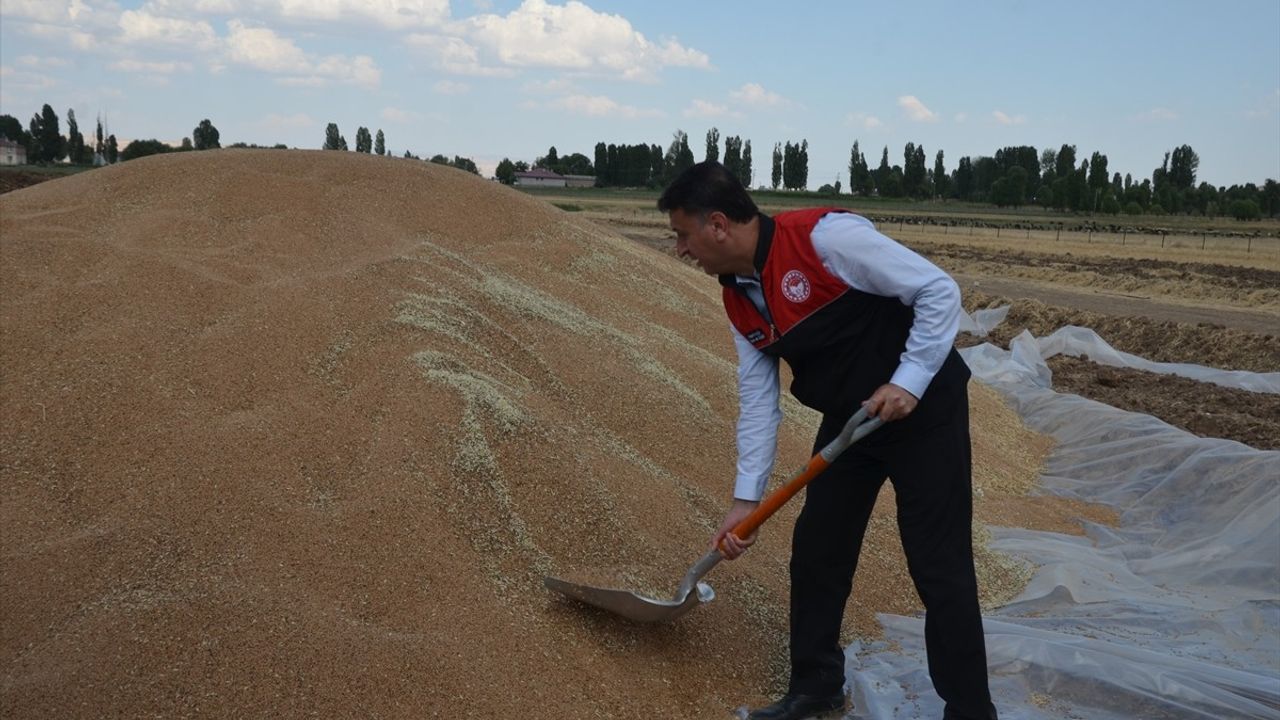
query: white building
0 137 27 166
514 168 566 187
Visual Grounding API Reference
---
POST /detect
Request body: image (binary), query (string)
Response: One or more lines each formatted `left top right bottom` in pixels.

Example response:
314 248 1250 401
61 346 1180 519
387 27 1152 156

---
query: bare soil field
1 151 1114 719
592 206 1278 452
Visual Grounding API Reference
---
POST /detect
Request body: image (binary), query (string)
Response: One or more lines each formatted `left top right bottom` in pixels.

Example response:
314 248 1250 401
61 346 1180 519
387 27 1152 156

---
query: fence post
1056 227 1060 242
1026 229 1030 239
1202 233 1207 250
1161 232 1166 248
997 227 1001 238
1123 231 1127 244
1248 237 1252 253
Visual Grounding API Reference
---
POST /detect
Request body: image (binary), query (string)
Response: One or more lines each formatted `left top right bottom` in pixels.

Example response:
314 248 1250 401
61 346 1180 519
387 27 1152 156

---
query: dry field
1 151 1116 719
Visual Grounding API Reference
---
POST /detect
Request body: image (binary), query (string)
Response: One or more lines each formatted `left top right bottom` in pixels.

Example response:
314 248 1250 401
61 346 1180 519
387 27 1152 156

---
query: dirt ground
1 151 1114 719
607 212 1278 452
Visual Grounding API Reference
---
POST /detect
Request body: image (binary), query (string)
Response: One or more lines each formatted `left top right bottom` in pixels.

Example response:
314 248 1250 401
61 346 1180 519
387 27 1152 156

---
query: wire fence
892 222 1278 258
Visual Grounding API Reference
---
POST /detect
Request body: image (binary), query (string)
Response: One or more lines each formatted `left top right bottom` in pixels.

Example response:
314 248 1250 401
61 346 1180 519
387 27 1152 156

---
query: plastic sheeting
839 335 1280 720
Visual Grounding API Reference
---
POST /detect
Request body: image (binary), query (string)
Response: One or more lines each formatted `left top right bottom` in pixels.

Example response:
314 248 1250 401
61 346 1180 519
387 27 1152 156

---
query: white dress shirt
730 212 961 501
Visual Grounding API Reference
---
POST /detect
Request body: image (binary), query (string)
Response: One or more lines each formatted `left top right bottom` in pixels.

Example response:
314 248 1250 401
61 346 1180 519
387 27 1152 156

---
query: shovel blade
544 575 714 623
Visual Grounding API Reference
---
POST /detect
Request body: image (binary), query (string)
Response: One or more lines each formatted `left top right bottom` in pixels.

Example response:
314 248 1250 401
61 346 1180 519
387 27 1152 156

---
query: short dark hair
657 161 759 223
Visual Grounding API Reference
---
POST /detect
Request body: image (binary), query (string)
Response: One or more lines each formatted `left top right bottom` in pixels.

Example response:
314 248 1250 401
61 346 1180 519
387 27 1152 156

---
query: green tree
106 134 118 163
29 104 64 163
663 130 694 183
723 135 742 182
120 138 172 161
874 146 891 192
65 108 89 163
193 119 221 150
953 157 974 200
180 137 193 151
95 116 104 159
355 126 372 153
429 154 449 164
558 152 593 175
771 142 782 190
540 144 560 170
1087 151 1109 209
1230 199 1260 220
848 141 871 196
1055 144 1076 179
324 123 343 150
933 150 947 198
374 129 385 156
452 155 479 174
0 114 25 144
705 127 719 163
1168 144 1199 191
496 158 516 184
741 140 752 188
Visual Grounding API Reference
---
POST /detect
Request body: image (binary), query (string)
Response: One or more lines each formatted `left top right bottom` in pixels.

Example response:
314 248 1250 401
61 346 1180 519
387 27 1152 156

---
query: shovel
544 406 883 622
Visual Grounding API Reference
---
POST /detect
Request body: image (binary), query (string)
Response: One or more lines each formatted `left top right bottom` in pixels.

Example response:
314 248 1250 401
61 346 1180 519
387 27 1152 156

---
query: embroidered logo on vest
781 270 811 303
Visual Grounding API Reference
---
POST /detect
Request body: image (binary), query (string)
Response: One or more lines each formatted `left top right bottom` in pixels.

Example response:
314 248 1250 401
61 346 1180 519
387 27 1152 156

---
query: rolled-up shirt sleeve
810 213 961 400
731 325 782 502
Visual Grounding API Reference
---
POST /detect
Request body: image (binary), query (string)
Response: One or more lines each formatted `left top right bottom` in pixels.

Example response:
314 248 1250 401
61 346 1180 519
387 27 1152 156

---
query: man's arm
811 213 961 405
712 326 782 559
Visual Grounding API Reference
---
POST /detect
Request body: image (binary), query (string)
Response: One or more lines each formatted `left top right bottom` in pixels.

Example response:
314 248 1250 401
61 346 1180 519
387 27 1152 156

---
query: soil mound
1 150 1082 718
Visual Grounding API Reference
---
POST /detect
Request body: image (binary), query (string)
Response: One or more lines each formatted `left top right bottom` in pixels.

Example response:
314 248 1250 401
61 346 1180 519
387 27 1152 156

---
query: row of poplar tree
3 104 245 164
321 122 479 174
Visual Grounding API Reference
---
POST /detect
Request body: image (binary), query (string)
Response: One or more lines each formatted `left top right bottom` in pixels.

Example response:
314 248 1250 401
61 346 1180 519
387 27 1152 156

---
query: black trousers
787 390 998 720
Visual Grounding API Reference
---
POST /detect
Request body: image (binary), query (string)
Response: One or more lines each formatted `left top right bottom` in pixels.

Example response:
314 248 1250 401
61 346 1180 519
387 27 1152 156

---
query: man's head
658 161 760 276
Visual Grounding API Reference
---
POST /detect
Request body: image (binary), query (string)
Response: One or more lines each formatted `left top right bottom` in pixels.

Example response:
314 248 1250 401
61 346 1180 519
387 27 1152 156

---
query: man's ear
707 210 730 239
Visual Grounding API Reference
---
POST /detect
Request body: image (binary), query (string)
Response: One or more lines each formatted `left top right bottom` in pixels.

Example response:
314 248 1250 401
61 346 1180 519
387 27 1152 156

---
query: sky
2 0 1278 189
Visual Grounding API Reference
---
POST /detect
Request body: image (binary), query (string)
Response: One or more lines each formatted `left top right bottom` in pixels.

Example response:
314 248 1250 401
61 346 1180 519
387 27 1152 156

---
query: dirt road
953 273 1279 334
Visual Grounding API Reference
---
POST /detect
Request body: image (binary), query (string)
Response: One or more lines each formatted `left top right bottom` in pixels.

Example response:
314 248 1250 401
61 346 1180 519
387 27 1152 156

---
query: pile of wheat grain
0 150 1106 718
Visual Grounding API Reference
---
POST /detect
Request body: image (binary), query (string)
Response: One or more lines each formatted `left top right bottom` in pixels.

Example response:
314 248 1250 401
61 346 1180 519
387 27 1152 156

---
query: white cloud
381 106 418 122
405 33 514 77
553 93 661 118
992 110 1026 126
1133 107 1178 123
465 0 709 80
898 95 938 122
260 112 313 129
225 20 380 86
119 10 219 49
434 79 469 94
954 112 968 123
844 112 882 130
0 65 58 91
521 78 574 94
683 99 740 119
731 82 786 108
225 20 309 72
110 58 193 74
141 0 449 29
2 0 103 24
17 55 72 67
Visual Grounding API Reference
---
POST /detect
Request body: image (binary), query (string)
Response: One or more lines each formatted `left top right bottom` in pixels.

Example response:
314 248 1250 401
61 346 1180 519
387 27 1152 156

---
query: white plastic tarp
839 337 1280 720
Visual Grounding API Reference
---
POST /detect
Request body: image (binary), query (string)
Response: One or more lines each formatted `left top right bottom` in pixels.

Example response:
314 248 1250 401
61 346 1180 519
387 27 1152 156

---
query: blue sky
2 0 1277 188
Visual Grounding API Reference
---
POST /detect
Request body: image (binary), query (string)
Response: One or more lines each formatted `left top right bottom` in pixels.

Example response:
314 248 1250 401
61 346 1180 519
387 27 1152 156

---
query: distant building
514 167 566 187
564 174 596 188
0 136 27 166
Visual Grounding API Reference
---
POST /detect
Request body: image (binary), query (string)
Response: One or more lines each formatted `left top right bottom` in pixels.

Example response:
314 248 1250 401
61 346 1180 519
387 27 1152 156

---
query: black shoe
747 692 846 720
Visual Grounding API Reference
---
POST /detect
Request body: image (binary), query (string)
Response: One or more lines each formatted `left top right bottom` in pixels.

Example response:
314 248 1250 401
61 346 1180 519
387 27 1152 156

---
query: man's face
669 208 727 275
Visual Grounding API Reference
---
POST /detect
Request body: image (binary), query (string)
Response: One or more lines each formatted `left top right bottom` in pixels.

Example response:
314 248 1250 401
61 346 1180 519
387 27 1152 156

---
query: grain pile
1 150 1098 718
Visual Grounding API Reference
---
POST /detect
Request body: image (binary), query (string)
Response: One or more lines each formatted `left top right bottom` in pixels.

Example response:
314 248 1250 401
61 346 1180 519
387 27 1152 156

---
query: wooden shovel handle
721 408 882 552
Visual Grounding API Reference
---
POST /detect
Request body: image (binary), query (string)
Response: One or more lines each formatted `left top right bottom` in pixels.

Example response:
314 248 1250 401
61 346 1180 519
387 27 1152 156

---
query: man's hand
862 383 919 422
711 499 759 560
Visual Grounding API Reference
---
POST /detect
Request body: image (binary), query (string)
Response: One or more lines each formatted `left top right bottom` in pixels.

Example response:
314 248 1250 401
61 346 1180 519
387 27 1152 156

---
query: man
658 162 997 720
